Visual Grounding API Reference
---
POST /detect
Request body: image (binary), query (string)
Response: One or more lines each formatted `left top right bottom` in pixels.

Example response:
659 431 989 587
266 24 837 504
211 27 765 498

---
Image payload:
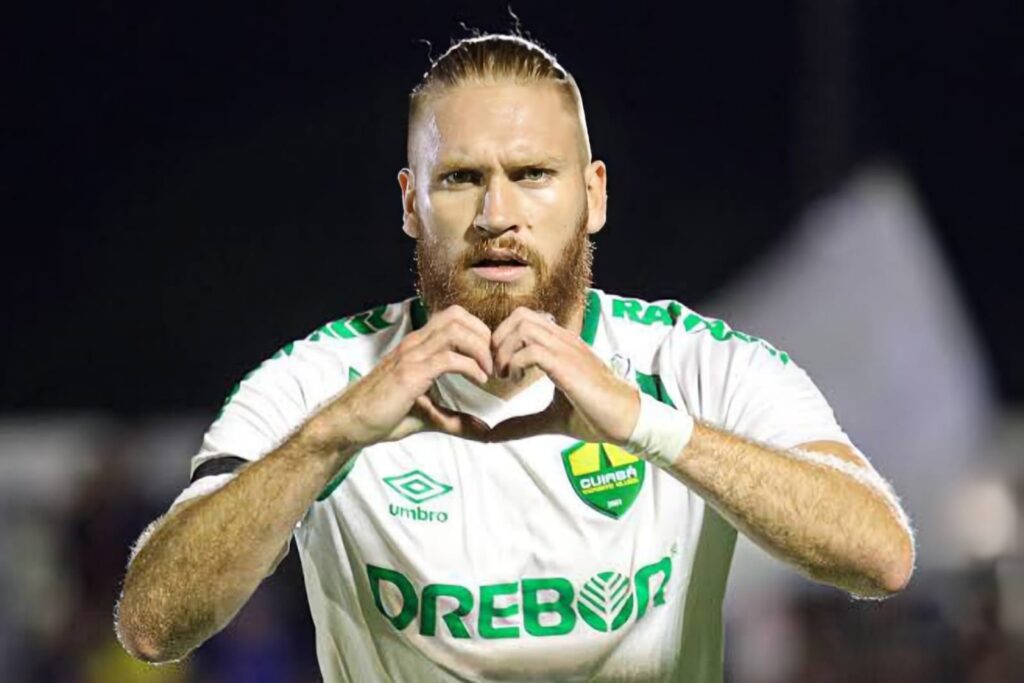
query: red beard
415 206 593 331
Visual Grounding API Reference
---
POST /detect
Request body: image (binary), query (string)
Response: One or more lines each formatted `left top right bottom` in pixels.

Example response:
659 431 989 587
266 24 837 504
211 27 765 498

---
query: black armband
190 456 249 483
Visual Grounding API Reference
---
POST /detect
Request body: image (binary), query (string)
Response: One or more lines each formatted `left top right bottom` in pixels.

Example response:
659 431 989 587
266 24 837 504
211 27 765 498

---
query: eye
519 167 553 182
441 170 481 186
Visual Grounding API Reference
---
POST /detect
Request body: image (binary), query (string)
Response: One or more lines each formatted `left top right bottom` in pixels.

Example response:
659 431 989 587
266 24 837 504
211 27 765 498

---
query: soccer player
116 34 914 682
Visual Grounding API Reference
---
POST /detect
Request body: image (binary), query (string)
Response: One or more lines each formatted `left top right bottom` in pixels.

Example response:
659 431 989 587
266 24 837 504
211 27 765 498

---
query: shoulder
661 302 792 371
213 298 413 416
590 289 680 354
598 290 782 357
286 299 412 373
595 289 794 391
604 294 838 440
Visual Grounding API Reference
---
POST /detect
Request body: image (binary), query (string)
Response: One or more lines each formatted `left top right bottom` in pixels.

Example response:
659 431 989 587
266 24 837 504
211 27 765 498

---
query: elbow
823 526 915 599
862 496 917 597
860 529 915 598
119 631 169 664
116 616 169 664
117 624 191 665
879 537 915 595
115 598 182 665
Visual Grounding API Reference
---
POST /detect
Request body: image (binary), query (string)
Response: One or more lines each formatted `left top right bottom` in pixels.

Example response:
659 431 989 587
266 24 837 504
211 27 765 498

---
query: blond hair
407 34 591 165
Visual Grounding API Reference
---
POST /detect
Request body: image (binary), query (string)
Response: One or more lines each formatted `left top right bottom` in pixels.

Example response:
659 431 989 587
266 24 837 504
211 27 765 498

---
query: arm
486 307 915 599
116 425 355 662
116 306 494 663
663 426 914 597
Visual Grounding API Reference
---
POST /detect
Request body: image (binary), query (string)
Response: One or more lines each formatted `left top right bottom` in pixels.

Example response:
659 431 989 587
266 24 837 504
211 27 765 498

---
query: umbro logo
383 470 453 523
384 470 453 504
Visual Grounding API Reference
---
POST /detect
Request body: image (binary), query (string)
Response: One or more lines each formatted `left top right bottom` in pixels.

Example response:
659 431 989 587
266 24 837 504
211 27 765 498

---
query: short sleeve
655 314 852 451
177 340 352 501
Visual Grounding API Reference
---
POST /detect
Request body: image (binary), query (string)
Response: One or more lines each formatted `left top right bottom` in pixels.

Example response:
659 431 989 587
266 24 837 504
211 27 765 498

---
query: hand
487 307 641 445
321 306 494 447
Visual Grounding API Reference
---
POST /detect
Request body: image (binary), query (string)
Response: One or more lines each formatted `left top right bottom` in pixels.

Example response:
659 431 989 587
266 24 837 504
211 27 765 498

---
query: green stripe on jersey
674 508 738 682
580 290 601 346
316 366 364 501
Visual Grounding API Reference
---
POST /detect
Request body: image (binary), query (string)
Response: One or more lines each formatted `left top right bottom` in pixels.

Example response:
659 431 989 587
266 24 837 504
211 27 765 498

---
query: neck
478 300 587 399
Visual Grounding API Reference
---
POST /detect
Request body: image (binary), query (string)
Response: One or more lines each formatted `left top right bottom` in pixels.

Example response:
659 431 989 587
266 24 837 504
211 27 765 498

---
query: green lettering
522 578 576 637
682 312 704 333
367 565 418 631
479 582 520 639
612 298 644 323
703 318 731 341
634 556 672 620
678 312 792 363
641 305 673 326
577 571 634 632
421 584 474 638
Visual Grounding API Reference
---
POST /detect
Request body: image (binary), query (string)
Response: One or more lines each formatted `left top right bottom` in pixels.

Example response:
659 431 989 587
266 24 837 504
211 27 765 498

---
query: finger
494 319 556 379
491 306 549 350
448 305 493 341
428 350 490 385
419 318 494 376
429 304 492 342
504 344 550 383
442 319 495 375
413 395 492 440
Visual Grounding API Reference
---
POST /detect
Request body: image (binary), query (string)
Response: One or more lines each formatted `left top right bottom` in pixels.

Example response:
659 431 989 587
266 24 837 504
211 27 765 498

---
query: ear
398 168 419 238
583 160 608 235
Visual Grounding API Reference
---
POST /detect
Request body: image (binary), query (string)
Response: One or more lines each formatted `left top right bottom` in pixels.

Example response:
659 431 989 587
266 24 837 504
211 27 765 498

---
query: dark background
5 1 1020 414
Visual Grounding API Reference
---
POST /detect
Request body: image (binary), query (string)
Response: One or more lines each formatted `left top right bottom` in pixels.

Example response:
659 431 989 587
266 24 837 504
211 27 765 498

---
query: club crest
561 442 646 519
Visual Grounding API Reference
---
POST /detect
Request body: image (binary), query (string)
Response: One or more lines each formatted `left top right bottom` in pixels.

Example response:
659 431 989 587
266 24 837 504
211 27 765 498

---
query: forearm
665 422 913 597
117 415 355 662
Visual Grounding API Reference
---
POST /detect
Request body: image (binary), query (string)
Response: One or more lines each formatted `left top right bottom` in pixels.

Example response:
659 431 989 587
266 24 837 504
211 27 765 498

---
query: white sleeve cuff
170 472 237 509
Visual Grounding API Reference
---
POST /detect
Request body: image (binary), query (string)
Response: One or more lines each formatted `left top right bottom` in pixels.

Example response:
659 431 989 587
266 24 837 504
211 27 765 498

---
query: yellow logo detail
567 443 640 476
604 444 639 468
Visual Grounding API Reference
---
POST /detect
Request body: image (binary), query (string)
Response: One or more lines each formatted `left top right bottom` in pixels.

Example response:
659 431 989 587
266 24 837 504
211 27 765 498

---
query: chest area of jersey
372 435 652 519
319 434 697 645
340 433 675 560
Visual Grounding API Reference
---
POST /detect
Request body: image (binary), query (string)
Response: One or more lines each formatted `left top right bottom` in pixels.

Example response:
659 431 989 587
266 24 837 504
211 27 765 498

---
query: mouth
471 250 528 267
469 250 531 282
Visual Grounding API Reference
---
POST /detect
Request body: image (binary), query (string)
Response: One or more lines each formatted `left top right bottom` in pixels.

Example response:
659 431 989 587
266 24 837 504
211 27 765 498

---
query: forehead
411 82 582 168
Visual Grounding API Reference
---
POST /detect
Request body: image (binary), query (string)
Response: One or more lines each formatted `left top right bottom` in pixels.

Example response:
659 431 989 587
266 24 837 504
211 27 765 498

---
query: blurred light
950 480 1018 560
708 164 994 570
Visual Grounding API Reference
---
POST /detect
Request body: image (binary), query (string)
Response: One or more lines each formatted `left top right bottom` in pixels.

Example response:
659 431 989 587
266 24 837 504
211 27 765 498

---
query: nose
473 177 520 236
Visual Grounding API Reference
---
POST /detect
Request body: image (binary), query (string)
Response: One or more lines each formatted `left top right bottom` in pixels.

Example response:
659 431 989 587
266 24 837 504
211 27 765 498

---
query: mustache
459 238 541 269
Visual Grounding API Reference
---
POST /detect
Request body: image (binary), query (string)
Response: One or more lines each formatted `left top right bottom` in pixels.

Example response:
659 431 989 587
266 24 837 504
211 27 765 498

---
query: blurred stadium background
3 2 1021 681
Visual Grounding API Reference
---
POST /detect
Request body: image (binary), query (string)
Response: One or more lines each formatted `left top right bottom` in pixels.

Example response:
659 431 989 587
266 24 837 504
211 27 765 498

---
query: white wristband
624 392 695 469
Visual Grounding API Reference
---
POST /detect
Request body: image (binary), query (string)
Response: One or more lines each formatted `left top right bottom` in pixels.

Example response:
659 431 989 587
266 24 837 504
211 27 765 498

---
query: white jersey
177 289 853 683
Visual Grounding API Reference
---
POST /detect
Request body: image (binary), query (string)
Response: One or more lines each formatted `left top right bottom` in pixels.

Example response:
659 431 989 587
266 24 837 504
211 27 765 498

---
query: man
116 34 914 682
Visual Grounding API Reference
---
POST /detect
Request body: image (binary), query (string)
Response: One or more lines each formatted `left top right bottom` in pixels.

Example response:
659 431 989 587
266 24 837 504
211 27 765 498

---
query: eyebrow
434 155 567 173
